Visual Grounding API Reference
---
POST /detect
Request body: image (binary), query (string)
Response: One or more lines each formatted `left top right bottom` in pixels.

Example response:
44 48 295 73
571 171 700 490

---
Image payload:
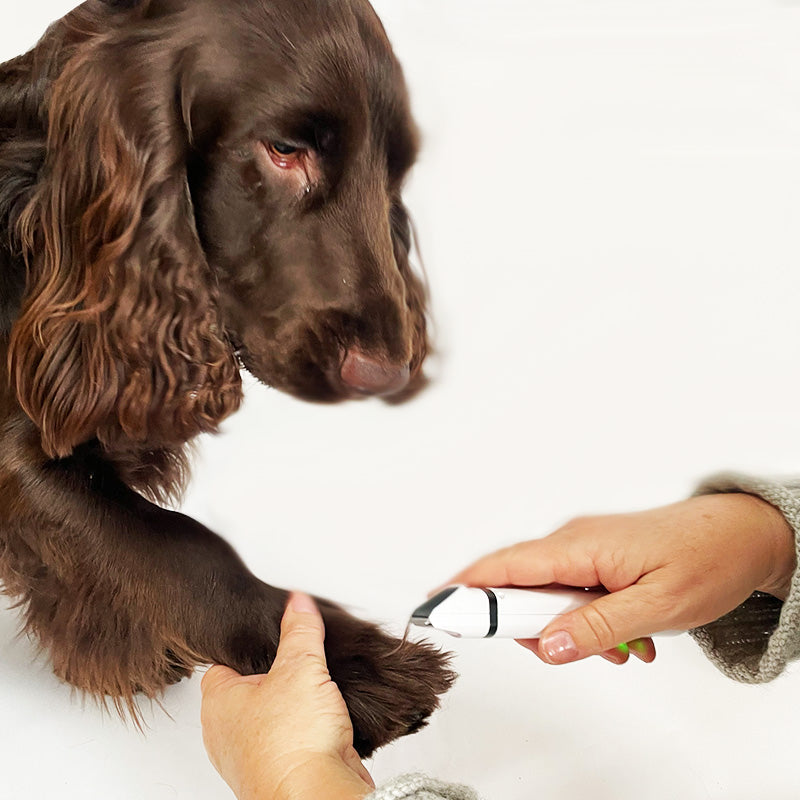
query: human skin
447 493 796 665
201 593 374 800
199 493 797 798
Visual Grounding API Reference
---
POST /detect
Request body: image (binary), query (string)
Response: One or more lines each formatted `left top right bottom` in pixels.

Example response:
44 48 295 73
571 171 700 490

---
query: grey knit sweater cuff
690 472 800 682
366 774 479 800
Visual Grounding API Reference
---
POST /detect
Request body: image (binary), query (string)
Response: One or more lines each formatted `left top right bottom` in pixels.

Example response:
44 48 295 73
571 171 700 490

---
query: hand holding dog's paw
200 593 375 800
319 604 457 758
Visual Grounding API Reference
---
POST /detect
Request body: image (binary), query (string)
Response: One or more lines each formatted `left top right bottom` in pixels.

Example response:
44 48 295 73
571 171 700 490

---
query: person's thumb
200 664 247 695
538 585 673 664
273 591 328 669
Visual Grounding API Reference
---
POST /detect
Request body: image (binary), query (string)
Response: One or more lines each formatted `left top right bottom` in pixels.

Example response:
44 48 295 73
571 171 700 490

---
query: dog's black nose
340 349 410 396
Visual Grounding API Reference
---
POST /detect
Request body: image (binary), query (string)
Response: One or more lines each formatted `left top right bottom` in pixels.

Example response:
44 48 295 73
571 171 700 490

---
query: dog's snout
340 349 410 396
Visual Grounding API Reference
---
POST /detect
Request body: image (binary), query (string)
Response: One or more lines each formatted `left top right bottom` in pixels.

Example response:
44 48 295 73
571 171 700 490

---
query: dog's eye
270 142 297 156
267 141 302 168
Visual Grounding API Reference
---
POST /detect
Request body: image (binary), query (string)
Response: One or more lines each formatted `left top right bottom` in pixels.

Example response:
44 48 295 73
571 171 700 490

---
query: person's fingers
600 644 630 665
596 639 657 664
629 638 657 663
273 592 328 670
538 585 675 664
516 638 650 666
445 542 557 589
445 538 603 592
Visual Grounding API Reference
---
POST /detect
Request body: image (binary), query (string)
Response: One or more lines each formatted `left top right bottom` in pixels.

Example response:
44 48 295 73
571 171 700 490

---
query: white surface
3 1 800 798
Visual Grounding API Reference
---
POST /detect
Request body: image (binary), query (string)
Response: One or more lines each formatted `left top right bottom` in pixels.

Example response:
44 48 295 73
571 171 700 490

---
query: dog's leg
0 411 452 754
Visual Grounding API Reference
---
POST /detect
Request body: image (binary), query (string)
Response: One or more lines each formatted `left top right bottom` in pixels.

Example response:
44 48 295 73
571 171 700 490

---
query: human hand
446 493 795 666
200 592 375 800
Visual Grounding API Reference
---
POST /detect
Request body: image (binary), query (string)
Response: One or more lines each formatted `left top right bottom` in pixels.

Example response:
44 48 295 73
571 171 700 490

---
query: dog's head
10 0 427 457
187 0 427 403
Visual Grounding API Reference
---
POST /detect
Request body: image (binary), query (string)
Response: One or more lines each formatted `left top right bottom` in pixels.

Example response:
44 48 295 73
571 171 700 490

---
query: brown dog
0 0 453 756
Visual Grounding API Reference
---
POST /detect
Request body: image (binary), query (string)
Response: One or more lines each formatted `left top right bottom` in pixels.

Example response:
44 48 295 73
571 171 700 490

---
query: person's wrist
240 753 373 800
744 494 797 600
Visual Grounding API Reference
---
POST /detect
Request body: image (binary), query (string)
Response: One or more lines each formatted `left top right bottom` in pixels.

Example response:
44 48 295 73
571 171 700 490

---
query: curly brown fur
0 0 450 757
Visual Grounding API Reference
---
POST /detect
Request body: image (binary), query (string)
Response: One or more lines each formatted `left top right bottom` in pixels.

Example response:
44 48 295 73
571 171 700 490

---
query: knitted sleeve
690 472 800 682
366 773 479 800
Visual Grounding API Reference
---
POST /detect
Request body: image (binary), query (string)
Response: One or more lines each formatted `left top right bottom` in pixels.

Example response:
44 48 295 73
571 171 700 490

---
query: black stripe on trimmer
484 588 498 637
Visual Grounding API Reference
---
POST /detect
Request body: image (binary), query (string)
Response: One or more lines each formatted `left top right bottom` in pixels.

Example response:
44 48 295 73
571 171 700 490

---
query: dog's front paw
321 606 456 757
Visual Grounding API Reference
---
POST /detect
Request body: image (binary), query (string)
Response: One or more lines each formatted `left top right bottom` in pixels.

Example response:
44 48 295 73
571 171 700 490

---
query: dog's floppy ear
9 34 242 458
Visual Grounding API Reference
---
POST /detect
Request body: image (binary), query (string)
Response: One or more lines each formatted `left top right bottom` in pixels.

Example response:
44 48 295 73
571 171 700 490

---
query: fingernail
630 638 654 662
616 642 630 656
541 631 578 664
601 650 627 665
289 592 318 615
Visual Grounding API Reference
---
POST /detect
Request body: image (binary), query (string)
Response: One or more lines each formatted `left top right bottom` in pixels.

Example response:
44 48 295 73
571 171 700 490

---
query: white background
3 1 800 798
